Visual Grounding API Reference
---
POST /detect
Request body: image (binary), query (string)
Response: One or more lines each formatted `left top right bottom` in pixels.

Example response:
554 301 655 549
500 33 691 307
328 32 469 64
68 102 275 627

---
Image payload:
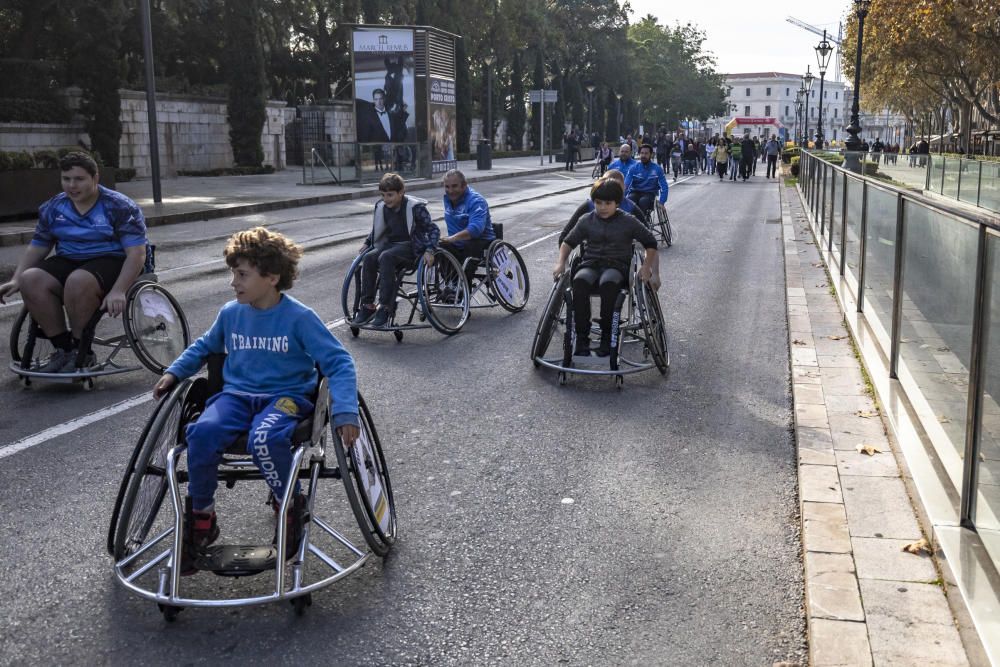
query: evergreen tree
455 38 471 154
224 0 267 166
75 0 126 167
531 49 545 149
507 53 526 150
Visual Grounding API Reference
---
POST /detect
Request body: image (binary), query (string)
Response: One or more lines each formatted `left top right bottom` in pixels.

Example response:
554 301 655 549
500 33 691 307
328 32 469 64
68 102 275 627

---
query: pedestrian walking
764 135 781 178
712 141 729 180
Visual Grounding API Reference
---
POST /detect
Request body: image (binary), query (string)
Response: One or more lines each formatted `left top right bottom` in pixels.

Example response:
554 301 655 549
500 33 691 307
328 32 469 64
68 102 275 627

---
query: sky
626 0 852 82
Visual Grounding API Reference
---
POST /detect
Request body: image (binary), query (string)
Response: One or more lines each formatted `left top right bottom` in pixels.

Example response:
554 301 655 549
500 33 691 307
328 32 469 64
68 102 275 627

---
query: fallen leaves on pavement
902 538 932 556
828 335 848 341
793 339 807 346
856 444 883 456
856 410 879 419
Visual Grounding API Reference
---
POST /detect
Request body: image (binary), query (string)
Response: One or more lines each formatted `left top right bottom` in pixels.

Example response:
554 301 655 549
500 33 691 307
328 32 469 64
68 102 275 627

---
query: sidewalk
0 154 572 248
780 182 973 665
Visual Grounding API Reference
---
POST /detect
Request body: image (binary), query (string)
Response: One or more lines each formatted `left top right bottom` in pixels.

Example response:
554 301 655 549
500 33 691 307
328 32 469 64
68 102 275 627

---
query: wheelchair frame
108 365 395 619
530 245 669 388
342 223 529 342
8 251 189 389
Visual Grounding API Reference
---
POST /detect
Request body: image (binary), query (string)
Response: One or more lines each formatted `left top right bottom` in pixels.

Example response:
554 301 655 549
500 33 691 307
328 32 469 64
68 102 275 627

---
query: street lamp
814 31 834 149
802 66 815 148
795 88 805 146
585 84 596 142
483 54 495 147
845 0 873 169
614 91 623 140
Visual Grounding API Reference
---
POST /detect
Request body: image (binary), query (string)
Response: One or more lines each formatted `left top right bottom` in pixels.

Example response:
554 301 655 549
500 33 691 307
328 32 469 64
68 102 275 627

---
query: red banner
734 117 776 125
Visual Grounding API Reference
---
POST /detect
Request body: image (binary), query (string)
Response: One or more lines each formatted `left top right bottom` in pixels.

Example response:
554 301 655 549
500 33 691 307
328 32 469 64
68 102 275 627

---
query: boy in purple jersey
0 152 147 372
153 227 359 573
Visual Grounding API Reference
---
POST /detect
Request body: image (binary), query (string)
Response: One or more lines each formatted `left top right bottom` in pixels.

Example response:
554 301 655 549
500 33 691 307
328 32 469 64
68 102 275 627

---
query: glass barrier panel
927 155 944 194
844 175 862 284
976 230 1000 563
958 160 982 206
828 166 840 258
897 201 979 493
942 157 961 199
862 186 898 350
980 161 1000 212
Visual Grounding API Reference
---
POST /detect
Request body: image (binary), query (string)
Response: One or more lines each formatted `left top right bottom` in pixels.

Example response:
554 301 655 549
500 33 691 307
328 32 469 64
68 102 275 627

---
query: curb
0 164 569 248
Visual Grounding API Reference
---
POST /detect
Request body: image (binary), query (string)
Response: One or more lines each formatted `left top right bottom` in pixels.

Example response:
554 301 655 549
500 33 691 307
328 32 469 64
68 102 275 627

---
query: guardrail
301 142 426 186
925 155 1000 212
799 150 1000 570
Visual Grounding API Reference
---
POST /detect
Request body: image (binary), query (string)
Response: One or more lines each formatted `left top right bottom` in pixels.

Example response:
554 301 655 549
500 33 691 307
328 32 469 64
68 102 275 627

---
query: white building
706 72 849 145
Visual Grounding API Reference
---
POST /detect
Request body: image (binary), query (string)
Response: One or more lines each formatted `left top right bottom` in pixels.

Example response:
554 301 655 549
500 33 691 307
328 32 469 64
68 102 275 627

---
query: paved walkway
780 182 971 666
0 154 572 247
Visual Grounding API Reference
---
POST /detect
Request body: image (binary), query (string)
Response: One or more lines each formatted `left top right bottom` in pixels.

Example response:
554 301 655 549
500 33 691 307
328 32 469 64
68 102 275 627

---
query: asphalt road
0 170 805 666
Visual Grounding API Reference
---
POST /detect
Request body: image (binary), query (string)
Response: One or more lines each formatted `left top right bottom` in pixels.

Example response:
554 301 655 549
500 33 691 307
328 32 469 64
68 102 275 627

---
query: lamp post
795 88 804 146
586 84 596 141
802 66 815 148
845 0 873 170
614 91 623 140
814 31 834 150
483 54 494 147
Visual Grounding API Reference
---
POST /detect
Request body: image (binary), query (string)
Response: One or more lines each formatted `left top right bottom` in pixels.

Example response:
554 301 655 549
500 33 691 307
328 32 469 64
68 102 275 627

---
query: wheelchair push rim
530 271 570 365
487 240 530 313
417 250 470 335
123 281 191 374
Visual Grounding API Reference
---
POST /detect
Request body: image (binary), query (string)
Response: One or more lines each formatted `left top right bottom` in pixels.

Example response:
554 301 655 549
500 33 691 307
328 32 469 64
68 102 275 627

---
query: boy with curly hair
153 227 358 573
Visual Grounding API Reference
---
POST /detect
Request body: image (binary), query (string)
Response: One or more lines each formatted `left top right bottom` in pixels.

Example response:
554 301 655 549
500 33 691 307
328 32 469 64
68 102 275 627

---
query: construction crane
786 17 843 82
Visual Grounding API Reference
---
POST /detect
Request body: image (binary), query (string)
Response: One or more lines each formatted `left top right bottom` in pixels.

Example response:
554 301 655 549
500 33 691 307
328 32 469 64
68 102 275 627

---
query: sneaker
369 307 391 328
351 305 377 326
38 348 75 373
273 492 309 559
596 333 612 358
574 336 592 357
58 351 96 374
181 498 220 576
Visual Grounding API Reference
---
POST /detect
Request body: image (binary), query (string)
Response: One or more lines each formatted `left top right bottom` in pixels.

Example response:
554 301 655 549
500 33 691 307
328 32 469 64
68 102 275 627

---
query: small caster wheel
291 593 312 616
532 359 540 368
393 330 404 343
615 375 624 390
20 376 31 388
82 377 95 391
558 372 567 386
350 326 360 338
158 603 182 622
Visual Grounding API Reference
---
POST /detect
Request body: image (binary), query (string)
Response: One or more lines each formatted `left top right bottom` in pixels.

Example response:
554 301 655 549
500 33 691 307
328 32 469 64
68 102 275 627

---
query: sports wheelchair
627 199 673 248
108 355 395 619
9 246 190 389
341 223 529 341
530 244 669 388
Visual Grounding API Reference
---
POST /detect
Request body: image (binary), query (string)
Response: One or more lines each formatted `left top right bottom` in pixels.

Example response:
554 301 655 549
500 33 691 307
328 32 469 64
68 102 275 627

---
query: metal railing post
960 225 991 529
957 157 964 200
941 155 947 193
975 160 983 207
925 154 932 191
857 180 869 311
839 171 848 272
889 194 907 378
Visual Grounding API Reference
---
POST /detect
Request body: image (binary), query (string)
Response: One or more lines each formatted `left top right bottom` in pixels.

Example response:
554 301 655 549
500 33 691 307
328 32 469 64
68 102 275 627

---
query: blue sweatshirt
443 186 496 247
166 294 359 428
33 185 147 259
624 160 669 204
607 157 636 175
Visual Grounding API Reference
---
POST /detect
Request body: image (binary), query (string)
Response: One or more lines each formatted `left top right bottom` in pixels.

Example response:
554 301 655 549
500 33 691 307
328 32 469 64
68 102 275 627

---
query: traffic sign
529 89 558 103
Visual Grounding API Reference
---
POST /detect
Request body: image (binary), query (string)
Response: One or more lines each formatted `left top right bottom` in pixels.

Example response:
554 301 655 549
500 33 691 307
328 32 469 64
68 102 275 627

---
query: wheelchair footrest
195 544 278 576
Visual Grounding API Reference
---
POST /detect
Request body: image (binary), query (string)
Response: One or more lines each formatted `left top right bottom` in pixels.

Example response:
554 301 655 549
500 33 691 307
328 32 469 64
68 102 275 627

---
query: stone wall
2 89 293 177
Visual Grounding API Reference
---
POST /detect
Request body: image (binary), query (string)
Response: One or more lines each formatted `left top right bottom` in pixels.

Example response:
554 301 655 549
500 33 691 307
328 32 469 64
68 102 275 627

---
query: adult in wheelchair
108 355 395 619
1 150 189 388
624 145 673 248
531 179 669 387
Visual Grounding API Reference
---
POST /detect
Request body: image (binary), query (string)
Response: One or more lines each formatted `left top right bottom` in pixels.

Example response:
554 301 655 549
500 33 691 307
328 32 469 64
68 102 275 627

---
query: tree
75 0 127 167
225 0 267 166
508 53 526 150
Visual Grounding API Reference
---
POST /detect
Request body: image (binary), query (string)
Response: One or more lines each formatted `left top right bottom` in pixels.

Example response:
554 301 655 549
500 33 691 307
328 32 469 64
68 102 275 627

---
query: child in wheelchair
557 169 642 246
152 227 359 573
552 179 659 357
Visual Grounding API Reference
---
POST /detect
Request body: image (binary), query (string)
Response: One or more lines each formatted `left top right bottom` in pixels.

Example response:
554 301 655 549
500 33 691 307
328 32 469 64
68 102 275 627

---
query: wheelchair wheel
417 250 470 335
591 162 601 179
123 281 190 374
109 380 190 559
487 240 530 312
530 271 570 365
333 394 396 556
10 307 58 373
340 251 368 323
637 280 669 374
655 204 673 247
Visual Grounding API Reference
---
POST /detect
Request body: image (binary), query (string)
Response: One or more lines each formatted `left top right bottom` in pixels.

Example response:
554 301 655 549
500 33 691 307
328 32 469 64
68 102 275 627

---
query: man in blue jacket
607 143 636 176
437 169 496 286
624 144 669 216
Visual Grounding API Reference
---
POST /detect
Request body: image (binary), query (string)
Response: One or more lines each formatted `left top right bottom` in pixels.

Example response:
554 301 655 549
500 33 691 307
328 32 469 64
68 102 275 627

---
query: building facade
706 72 848 145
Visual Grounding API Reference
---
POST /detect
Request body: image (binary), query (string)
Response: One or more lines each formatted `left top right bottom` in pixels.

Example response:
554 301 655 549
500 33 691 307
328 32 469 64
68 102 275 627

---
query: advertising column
352 29 417 173
428 77 457 175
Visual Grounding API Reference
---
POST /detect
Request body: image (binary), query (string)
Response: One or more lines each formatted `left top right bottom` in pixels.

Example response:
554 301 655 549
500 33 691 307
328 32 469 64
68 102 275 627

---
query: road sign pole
540 99 545 166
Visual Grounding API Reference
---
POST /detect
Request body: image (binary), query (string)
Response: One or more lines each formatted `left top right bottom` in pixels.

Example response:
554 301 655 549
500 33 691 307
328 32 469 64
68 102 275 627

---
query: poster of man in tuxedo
353 29 416 144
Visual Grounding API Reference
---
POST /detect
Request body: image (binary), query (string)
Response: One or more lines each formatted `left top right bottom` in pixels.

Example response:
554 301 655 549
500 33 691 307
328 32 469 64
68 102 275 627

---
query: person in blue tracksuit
153 227 359 573
437 169 496 286
623 144 669 217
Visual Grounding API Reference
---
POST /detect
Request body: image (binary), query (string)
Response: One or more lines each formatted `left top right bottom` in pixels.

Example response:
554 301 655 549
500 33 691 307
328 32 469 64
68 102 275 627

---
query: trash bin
477 140 492 170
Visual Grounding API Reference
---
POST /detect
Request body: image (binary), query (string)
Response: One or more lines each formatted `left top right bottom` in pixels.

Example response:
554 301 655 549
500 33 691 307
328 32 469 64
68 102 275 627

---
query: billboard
429 77 457 174
353 29 416 144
